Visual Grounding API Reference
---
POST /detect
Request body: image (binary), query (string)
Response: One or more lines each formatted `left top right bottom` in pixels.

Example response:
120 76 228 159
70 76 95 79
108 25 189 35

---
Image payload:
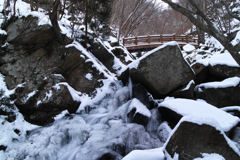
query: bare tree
111 0 160 41
162 0 240 65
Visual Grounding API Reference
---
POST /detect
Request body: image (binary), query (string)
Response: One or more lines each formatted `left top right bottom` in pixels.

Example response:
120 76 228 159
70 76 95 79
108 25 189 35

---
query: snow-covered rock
127 42 195 97
127 98 151 126
158 98 240 132
164 116 240 160
195 77 240 107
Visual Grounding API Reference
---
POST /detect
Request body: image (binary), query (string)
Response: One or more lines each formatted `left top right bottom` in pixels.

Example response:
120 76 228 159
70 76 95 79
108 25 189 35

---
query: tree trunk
84 0 88 48
13 0 17 16
49 0 69 45
30 0 34 11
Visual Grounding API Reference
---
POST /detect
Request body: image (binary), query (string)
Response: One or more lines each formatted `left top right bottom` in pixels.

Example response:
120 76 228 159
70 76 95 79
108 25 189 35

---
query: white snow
221 106 240 112
231 31 240 46
183 44 195 52
122 148 165 160
0 29 7 35
194 153 225 160
196 50 239 67
181 80 195 91
23 90 37 103
209 51 239 67
159 98 240 132
53 82 81 102
196 77 240 89
85 73 93 80
128 98 151 118
54 110 69 120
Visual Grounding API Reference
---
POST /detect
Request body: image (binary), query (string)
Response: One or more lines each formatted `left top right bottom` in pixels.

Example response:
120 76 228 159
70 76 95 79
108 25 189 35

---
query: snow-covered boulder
14 74 80 125
127 98 151 126
128 42 195 97
158 98 240 133
195 77 240 107
164 116 240 160
5 16 55 48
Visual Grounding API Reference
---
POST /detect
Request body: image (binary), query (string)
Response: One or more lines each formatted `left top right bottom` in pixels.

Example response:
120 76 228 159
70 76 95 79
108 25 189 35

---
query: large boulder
164 116 240 160
128 42 195 97
195 77 240 108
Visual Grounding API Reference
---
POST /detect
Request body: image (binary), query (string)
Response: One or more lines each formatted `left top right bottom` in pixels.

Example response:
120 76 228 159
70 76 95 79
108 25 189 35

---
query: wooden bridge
123 34 198 51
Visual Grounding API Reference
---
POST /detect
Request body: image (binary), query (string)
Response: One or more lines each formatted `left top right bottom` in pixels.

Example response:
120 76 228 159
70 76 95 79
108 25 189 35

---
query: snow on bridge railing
123 34 198 50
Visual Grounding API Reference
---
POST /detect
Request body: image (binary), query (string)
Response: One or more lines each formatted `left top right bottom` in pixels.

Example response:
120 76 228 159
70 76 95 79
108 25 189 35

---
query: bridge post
186 35 189 43
173 34 176 41
135 36 138 45
160 35 163 43
148 35 150 44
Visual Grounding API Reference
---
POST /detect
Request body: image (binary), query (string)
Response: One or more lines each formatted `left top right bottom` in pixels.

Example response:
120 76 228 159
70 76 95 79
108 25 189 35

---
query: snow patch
85 73 93 80
194 153 225 160
196 77 240 89
128 98 151 118
183 44 195 52
122 148 165 160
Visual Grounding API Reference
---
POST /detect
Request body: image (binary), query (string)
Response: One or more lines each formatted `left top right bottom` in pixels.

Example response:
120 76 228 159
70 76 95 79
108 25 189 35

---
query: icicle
128 77 133 99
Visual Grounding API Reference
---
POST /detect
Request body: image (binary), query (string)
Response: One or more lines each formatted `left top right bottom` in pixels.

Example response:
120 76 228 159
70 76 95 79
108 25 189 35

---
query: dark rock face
209 64 240 79
195 82 240 108
132 83 154 109
169 80 195 99
158 106 183 129
129 44 195 97
90 40 116 73
165 121 240 160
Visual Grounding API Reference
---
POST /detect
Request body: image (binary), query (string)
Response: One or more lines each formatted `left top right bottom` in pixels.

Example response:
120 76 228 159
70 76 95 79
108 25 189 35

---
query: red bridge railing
123 34 198 50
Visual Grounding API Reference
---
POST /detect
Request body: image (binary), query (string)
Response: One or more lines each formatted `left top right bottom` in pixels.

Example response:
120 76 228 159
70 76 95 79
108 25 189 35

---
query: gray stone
129 44 195 97
165 121 240 160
